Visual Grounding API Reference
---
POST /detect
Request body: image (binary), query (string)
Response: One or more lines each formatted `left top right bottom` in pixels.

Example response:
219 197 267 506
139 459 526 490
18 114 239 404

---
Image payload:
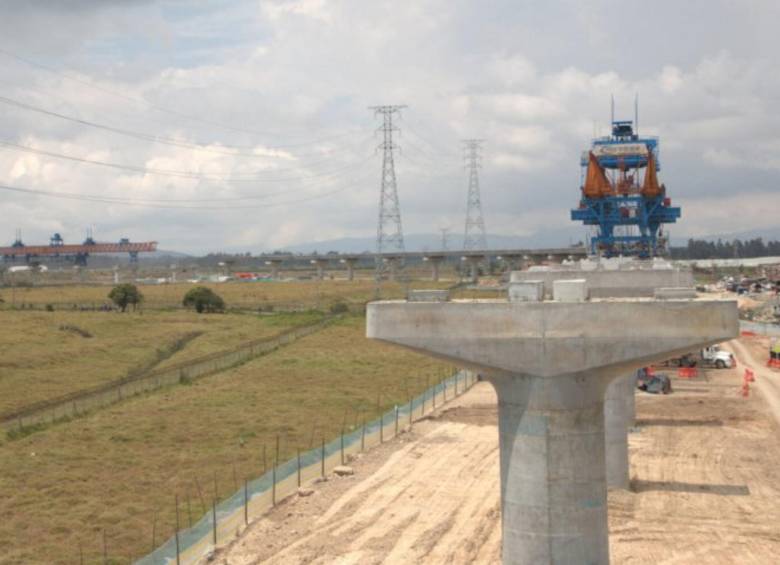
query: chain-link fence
134 370 477 565
740 320 780 337
1 318 334 436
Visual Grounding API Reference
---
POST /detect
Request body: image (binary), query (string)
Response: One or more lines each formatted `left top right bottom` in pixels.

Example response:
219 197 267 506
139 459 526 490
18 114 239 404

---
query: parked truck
664 345 735 369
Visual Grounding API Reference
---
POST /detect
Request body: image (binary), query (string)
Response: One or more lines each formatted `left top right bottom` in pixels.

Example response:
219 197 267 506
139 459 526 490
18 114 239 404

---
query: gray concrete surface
511 267 694 299
367 297 738 565
605 374 635 489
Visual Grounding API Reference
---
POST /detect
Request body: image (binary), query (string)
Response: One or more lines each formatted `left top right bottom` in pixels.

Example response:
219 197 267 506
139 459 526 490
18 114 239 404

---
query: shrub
329 301 349 314
108 283 144 312
182 286 225 313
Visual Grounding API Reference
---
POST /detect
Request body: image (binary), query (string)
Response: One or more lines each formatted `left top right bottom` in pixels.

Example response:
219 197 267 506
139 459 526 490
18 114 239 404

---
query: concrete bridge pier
462 255 482 283
340 258 357 281
604 374 635 490
383 257 402 282
265 259 283 280
424 255 444 282
311 259 328 280
366 287 737 564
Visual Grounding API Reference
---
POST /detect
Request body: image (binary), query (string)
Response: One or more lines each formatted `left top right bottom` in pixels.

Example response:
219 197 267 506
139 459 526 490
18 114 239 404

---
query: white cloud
0 1 778 253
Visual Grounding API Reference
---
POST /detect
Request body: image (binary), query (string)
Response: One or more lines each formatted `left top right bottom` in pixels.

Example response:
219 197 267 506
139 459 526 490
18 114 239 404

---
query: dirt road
217 344 780 564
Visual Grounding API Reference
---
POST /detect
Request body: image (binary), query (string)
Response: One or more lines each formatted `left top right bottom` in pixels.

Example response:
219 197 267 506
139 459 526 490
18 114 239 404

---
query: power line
0 46 362 147
0 172 372 209
0 94 371 159
462 139 488 251
402 119 461 160
0 138 374 183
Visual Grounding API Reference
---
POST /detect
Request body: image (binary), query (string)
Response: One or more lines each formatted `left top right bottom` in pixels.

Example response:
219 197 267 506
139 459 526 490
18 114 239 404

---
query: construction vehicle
665 345 735 369
636 367 672 394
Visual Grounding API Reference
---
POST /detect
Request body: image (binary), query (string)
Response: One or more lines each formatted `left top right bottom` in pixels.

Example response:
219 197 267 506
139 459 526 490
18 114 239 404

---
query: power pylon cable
402 120 461 159
0 139 374 183
0 94 371 159
0 47 363 147
0 173 372 209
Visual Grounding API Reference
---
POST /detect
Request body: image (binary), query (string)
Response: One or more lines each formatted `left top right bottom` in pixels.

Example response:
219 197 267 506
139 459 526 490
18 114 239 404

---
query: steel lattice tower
462 139 487 250
369 105 407 256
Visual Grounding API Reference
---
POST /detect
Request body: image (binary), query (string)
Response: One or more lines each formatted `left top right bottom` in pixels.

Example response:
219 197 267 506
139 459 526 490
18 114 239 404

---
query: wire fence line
128 369 478 565
0 317 336 436
740 320 780 337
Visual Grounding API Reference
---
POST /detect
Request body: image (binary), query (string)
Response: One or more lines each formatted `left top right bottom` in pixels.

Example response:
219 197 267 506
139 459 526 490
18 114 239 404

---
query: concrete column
265 260 282 280
426 256 443 282
366 295 737 565
464 256 481 283
490 372 610 564
341 258 356 281
311 259 327 280
625 373 636 428
385 258 400 282
604 373 634 489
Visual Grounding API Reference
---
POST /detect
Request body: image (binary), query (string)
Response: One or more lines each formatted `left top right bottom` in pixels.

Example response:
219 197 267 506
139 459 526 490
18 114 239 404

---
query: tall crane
571 101 681 258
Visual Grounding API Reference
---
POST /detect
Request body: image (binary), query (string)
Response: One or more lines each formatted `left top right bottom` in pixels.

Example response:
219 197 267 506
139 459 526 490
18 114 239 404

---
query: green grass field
0 315 452 564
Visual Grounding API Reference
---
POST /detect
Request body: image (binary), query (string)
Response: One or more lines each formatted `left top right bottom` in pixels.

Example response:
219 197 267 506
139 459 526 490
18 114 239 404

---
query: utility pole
370 105 406 256
462 139 487 251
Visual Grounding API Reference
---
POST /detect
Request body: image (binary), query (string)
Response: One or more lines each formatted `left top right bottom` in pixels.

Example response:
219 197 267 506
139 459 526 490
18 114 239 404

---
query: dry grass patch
0 315 451 564
0 310 317 415
0 279 451 311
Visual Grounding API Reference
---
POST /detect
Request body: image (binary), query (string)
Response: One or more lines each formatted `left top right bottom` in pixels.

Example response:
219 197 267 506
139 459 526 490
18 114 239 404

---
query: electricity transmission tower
462 139 487 250
369 105 407 256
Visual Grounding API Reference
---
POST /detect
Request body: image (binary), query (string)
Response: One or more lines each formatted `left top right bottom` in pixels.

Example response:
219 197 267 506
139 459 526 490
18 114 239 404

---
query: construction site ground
216 337 780 564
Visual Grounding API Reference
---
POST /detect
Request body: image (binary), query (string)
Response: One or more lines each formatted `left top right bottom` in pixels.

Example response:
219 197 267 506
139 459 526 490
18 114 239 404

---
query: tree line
670 238 780 260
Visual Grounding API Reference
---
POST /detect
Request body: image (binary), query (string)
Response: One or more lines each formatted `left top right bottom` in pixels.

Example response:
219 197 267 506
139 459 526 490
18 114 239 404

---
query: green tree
108 283 144 312
182 286 225 313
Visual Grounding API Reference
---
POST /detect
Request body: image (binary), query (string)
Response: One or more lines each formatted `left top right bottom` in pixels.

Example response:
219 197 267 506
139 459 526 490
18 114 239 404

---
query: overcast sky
0 0 777 253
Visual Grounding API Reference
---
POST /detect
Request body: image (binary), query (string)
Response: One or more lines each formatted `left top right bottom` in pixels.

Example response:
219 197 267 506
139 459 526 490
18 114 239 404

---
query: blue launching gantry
571 115 681 258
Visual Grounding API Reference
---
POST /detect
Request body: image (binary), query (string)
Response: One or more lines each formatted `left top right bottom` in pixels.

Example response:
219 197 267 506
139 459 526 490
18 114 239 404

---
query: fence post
361 420 366 451
79 542 84 565
175 494 181 565
321 438 325 478
102 529 107 565
395 406 399 436
275 435 280 468
380 412 384 444
151 508 158 551
212 499 217 545
340 430 345 465
408 396 413 429
262 444 267 474
297 448 302 487
433 379 437 409
187 495 193 527
244 478 249 525
194 477 206 515
272 460 277 506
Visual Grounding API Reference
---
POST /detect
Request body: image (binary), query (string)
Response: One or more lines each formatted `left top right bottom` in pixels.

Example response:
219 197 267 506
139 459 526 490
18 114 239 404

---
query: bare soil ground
218 339 780 564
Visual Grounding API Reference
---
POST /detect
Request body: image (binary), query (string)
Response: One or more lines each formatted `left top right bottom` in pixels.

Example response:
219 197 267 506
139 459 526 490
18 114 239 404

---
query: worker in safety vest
771 340 780 360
